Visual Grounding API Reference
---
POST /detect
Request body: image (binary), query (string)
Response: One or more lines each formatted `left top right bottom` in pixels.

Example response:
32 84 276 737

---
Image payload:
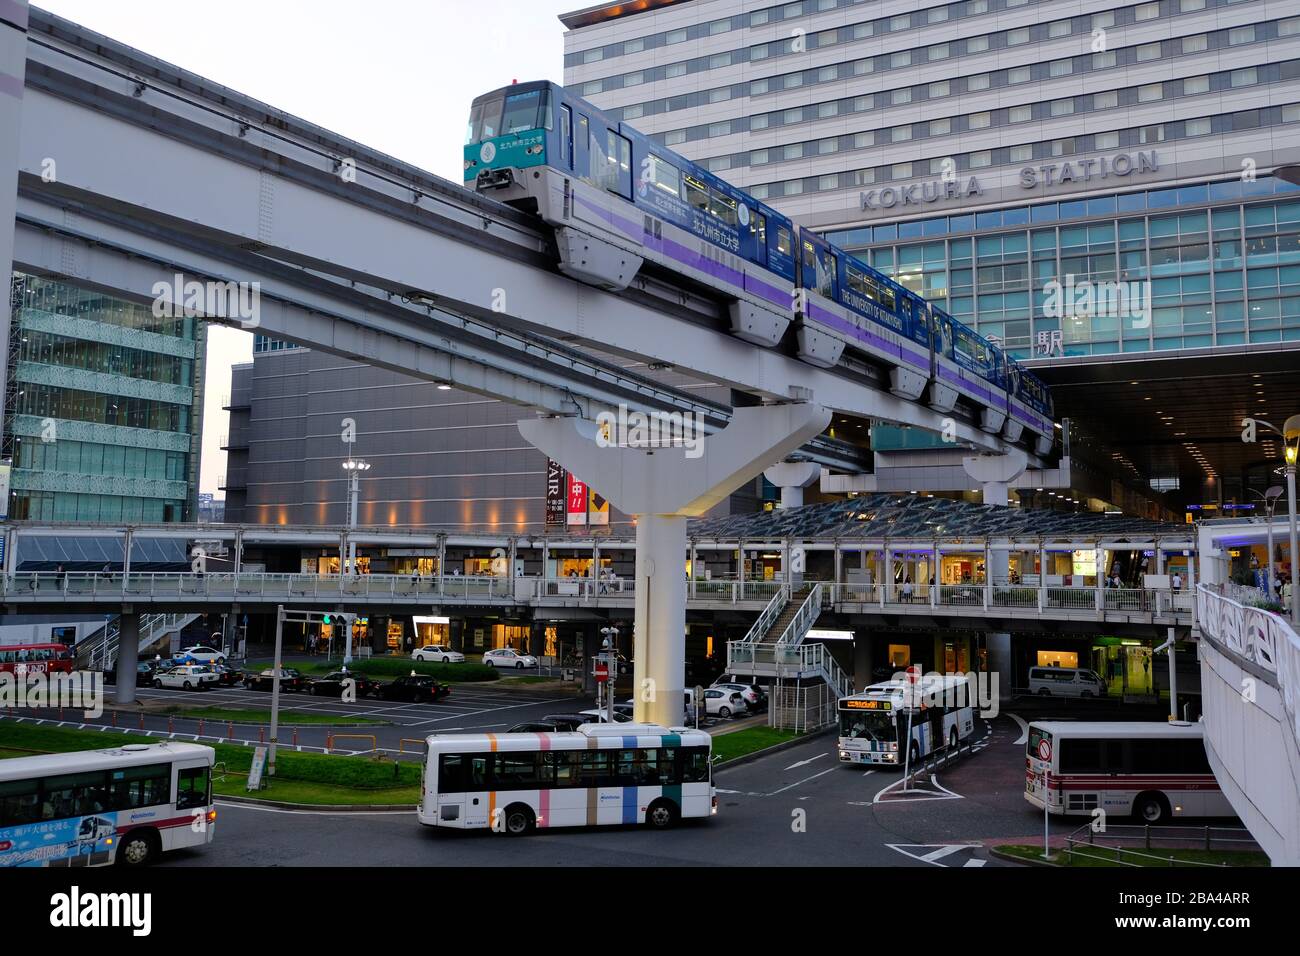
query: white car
578 706 632 723
711 682 763 709
482 648 539 669
412 644 465 664
702 688 747 718
177 645 225 665
153 664 218 690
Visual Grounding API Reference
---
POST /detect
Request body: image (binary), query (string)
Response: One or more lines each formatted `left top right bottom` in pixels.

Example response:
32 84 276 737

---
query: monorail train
463 80 1054 455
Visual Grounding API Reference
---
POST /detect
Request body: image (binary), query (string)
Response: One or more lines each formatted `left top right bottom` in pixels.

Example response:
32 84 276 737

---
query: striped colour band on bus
535 733 551 827
486 733 498 827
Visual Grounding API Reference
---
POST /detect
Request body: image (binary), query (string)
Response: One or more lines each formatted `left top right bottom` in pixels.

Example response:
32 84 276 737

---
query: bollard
260 726 266 744
111 711 117 728
291 728 298 748
168 716 175 734
198 718 205 737
326 732 333 752
138 711 145 730
227 721 234 741
59 707 65 720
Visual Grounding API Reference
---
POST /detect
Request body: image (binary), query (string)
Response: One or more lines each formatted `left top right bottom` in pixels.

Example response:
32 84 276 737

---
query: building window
968 74 991 92
1282 104 1300 123
1010 145 1034 163
1181 34 1208 54
1139 124 1166 144
818 101 838 118
892 162 913 180
1183 75 1210 95
666 28 687 44
969 111 992 129
1137 84 1163 103
1230 68 1257 88
1008 66 1031 85
664 130 686 146
751 114 770 130
1094 131 1120 150
969 150 992 169
709 53 732 69
967 36 990 54
929 43 950 60
709 121 731 138
1185 118 1212 136
783 143 802 160
581 48 603 64
1051 138 1075 157
930 80 950 98
1180 0 1206 9
1094 91 1118 110
1050 99 1074 117
1093 51 1116 69
666 63 686 78
1048 20 1072 38
1049 59 1073 78
889 14 910 31
931 117 952 135
1229 26 1256 45
1007 28 1030 46
1009 105 1032 123
891 88 912 106
1280 17 1300 37
892 125 913 143
1134 2 1160 21
750 79 769 96
891 50 911 68
854 131 874 148
751 149 769 165
818 138 838 154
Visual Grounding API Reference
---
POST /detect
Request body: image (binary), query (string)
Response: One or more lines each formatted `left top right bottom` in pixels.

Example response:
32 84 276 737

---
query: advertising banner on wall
545 459 567 528
588 488 609 527
566 473 588 526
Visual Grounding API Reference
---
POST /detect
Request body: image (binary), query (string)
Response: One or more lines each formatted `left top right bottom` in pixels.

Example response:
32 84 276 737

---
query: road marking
767 765 839 795
874 773 963 804
1007 712 1029 745
783 753 828 771
885 843 985 867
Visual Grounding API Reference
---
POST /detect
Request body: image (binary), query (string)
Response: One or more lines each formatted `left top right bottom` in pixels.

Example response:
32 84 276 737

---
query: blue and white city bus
838 674 976 768
419 723 714 834
0 742 216 867
462 79 1056 457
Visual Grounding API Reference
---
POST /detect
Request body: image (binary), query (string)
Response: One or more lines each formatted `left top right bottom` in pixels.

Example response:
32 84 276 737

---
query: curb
714 725 835 771
216 793 416 812
987 847 1058 868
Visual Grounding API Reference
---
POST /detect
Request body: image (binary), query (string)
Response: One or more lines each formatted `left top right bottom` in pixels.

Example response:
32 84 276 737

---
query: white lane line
1007 712 1029 745
767 765 839 796
783 752 828 771
861 770 876 779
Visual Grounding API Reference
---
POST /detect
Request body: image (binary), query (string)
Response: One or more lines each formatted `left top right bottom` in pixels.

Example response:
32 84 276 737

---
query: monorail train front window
466 96 504 144
501 89 550 135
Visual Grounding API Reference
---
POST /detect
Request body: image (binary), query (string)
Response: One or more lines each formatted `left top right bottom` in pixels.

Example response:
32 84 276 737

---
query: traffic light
322 614 332 625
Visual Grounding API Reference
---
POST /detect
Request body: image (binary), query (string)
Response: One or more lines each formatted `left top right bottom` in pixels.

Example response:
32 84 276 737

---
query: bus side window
176 766 210 810
681 747 710 783
438 754 465 794
559 105 571 168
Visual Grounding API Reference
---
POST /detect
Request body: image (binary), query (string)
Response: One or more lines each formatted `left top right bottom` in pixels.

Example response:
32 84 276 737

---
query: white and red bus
0 742 216 867
1025 721 1235 824
0 642 73 676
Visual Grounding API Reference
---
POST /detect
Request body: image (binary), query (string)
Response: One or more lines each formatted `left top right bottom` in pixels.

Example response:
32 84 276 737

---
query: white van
1027 666 1106 699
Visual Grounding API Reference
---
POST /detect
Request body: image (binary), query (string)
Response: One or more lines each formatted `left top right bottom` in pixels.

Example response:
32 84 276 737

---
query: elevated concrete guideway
3 6 1045 466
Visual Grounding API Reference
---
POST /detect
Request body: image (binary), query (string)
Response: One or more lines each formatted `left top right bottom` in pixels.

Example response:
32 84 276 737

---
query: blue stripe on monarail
939 363 1002 406
622 786 639 825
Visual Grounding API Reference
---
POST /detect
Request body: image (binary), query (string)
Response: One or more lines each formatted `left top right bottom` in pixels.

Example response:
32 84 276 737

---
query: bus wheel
1134 792 1169 824
1037 688 1051 696
116 829 159 867
502 804 534 836
949 727 959 751
646 798 679 830
909 742 920 766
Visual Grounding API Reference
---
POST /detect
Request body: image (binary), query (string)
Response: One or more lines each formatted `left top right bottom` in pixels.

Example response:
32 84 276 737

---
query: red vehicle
0 642 74 675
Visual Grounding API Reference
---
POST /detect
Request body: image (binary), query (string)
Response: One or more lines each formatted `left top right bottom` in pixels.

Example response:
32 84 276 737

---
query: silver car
482 648 539 669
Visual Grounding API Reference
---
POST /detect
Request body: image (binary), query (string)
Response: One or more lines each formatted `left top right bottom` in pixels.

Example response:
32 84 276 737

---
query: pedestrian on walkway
901 577 914 603
1171 571 1183 591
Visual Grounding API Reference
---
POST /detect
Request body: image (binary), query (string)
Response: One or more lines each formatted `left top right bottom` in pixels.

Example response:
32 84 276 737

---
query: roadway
156 714 1082 867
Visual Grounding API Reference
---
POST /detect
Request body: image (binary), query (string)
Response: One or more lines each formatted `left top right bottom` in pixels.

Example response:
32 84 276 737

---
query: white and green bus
419 723 714 835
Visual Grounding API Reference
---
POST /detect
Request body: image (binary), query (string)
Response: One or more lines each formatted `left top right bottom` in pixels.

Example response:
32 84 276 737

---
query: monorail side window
644 153 681 198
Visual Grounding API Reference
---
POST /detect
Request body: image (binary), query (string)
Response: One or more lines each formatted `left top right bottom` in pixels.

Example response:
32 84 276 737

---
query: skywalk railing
824 582 1192 616
775 583 822 647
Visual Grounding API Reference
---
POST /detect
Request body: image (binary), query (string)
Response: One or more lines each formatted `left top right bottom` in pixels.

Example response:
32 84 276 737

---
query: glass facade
5 275 204 522
825 176 1300 358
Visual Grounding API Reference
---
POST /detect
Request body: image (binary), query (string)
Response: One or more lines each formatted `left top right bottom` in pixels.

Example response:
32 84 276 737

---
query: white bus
1024 721 1235 824
419 723 714 834
837 674 977 767
0 742 216 867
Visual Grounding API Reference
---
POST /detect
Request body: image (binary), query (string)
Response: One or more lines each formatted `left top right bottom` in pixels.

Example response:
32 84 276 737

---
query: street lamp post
1285 415 1300 626
341 457 370 574
1249 485 1285 601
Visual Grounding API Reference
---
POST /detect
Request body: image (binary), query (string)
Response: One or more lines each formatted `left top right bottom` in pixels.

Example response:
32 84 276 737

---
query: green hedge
299 658 499 682
0 723 420 790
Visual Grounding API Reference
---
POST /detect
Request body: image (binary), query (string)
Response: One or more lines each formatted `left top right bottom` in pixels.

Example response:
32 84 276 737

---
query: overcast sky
34 0 576 496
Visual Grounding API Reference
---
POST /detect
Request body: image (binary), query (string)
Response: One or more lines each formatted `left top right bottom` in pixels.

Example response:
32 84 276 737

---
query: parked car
701 688 747 718
243 667 309 692
537 714 599 732
153 664 218 691
710 682 766 711
104 661 157 687
482 648 539 669
1027 666 1107 699
379 675 451 703
578 707 632 723
309 670 382 697
507 720 568 733
411 644 464 664
175 645 225 665
209 663 244 687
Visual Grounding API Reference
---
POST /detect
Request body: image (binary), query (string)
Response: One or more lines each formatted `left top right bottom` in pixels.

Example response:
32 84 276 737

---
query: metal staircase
727 583 852 730
76 612 201 669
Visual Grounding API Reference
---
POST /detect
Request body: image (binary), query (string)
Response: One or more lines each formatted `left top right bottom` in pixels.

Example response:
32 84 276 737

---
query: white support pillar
113 612 140 706
519 402 831 727
987 631 1013 702
0 3 28 424
233 529 244 575
964 451 1027 587
883 543 893 604
763 460 820 510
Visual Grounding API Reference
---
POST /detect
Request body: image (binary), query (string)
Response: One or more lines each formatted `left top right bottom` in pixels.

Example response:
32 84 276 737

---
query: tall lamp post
341 457 370 574
1249 485 1285 600
1285 415 1300 626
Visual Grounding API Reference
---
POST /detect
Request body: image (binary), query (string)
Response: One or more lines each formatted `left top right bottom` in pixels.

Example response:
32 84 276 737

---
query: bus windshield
840 710 896 742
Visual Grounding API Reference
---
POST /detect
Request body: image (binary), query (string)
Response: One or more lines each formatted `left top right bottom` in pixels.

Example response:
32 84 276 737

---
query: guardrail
825 582 1192 616
776 583 822 647
1063 821 1261 867
739 585 788 645
1197 582 1300 741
